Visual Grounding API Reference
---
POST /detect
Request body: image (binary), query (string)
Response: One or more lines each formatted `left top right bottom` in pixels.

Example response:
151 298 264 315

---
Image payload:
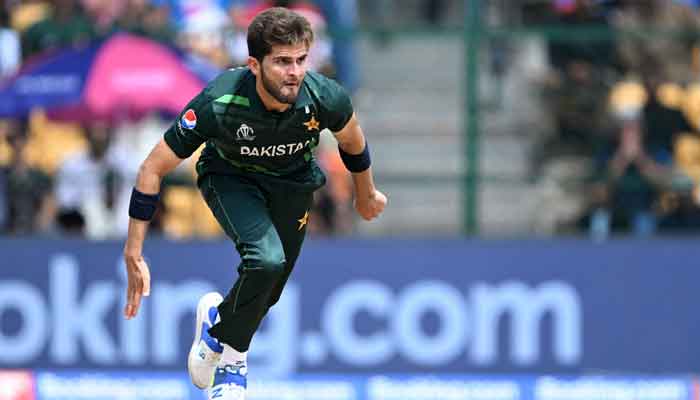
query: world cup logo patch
236 123 256 141
180 109 197 130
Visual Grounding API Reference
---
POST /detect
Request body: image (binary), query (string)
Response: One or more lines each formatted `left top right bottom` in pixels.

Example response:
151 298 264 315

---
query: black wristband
339 142 371 173
128 188 160 221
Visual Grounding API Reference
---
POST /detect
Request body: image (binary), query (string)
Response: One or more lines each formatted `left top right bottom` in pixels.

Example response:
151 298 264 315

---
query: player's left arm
334 113 387 221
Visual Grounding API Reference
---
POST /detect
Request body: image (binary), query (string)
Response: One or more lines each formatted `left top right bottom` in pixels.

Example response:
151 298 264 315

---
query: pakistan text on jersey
240 140 311 157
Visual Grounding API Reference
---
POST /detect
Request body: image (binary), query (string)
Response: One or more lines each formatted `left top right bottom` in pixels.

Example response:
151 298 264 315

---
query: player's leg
265 188 314 309
201 174 287 350
196 174 287 399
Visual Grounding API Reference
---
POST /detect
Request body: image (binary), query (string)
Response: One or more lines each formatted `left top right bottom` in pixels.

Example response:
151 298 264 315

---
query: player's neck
255 80 291 113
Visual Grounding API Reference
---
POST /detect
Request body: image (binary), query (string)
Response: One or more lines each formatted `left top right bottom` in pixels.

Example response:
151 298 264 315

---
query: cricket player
122 7 387 400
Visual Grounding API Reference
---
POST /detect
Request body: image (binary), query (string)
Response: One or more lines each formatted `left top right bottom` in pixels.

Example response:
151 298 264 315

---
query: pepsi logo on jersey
180 109 197 130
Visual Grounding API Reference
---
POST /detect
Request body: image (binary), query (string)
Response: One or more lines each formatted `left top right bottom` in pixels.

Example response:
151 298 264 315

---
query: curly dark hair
247 7 314 62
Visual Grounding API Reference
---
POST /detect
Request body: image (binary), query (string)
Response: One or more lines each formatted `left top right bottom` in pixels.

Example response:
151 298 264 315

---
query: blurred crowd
528 0 700 238
0 0 359 239
8 0 700 239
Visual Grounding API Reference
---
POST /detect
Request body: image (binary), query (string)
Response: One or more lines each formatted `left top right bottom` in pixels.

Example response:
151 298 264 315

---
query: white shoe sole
188 292 224 389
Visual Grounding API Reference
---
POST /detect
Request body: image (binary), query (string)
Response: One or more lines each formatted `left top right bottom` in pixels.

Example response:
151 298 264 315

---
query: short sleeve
324 80 354 133
163 91 217 159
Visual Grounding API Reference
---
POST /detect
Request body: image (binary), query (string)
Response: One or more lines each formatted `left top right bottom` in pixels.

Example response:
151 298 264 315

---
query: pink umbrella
0 33 215 121
87 35 204 119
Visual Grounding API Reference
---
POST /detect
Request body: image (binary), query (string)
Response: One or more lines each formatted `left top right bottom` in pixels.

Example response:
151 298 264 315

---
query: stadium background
2 1 700 399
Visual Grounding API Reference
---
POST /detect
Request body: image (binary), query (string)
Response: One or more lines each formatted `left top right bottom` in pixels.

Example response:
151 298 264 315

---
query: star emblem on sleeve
297 211 310 231
303 115 320 131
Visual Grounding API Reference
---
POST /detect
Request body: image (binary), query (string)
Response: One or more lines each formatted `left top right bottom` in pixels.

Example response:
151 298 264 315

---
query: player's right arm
123 139 184 319
123 88 216 319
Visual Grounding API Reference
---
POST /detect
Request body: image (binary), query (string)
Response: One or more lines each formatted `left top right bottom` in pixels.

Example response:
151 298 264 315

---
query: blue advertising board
1 369 695 400
1 238 699 376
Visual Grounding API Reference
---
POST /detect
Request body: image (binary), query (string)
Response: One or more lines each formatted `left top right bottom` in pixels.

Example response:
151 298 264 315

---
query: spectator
80 0 129 36
21 0 94 59
119 0 175 44
228 0 333 74
153 0 230 32
587 84 678 239
613 0 700 84
547 0 618 74
642 83 692 165
0 2 20 79
537 0 618 165
6 0 51 33
54 122 124 238
583 56 698 239
1 119 55 235
313 0 359 93
540 59 615 161
422 0 446 26
153 0 233 67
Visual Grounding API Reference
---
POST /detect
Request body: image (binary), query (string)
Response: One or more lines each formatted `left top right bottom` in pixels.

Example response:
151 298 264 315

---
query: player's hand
123 250 151 319
355 189 387 221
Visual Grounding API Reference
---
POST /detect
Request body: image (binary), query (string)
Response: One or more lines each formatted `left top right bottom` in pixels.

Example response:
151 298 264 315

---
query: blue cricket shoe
187 292 224 389
208 363 247 400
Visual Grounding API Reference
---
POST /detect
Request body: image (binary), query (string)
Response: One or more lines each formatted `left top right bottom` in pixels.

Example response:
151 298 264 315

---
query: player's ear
248 57 260 76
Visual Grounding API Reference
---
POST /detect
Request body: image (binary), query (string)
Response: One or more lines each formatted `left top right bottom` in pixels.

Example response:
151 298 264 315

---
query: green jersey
164 67 354 190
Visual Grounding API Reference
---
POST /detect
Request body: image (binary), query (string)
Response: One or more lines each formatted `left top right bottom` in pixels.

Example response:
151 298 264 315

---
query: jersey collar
294 79 313 110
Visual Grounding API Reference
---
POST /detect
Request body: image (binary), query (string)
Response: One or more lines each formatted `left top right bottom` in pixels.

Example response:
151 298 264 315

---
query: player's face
258 43 309 104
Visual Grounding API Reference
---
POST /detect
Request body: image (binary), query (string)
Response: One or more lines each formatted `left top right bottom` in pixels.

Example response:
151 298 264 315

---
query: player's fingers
128 282 143 316
132 291 143 316
126 273 143 318
137 259 151 296
360 208 372 221
356 201 382 221
123 262 132 318
125 283 136 318
364 204 382 220
376 193 387 210
126 289 136 318
124 270 136 318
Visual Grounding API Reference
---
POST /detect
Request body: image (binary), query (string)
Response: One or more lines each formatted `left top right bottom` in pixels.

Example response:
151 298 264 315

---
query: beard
260 67 299 105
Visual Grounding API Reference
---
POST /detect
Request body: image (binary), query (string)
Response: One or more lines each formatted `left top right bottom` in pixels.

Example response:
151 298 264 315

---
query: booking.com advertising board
1 238 699 400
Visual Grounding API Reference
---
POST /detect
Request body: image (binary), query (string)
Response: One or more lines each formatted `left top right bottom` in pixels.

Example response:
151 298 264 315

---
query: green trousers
199 173 314 352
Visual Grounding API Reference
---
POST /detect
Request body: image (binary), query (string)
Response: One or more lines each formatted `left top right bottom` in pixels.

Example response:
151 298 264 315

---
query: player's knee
257 254 286 279
240 236 286 280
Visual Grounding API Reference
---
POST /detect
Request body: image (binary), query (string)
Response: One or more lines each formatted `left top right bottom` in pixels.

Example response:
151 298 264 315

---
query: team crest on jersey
303 115 320 131
180 109 197 130
235 123 256 141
